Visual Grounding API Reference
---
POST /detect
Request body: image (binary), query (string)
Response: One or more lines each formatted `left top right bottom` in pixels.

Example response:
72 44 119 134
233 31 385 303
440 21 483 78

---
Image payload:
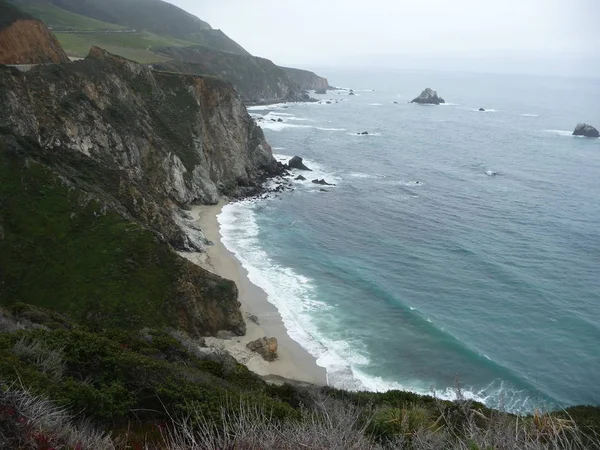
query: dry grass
0 379 597 449
0 381 115 449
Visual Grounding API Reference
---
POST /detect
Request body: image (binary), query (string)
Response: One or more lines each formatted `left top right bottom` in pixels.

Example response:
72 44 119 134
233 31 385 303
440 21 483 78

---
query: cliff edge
0 47 281 336
0 1 69 64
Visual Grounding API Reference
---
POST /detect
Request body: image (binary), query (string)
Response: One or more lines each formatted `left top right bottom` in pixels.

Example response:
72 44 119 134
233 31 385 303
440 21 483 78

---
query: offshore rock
289 156 312 171
573 123 599 138
411 88 445 105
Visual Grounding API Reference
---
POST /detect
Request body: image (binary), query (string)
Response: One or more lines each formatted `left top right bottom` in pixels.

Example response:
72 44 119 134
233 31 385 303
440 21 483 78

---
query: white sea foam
260 121 313 131
545 129 575 137
316 127 347 132
368 103 383 106
474 108 498 112
486 170 499 176
218 198 535 413
520 113 538 117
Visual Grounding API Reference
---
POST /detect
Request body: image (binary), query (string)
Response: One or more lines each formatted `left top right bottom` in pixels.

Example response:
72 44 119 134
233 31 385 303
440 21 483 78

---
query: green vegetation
10 0 250 56
8 0 125 31
0 0 35 29
54 30 193 62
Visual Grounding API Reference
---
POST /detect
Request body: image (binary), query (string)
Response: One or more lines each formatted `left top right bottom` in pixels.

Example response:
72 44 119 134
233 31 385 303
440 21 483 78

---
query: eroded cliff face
0 47 278 249
280 66 331 91
153 46 312 105
0 19 69 64
0 47 281 337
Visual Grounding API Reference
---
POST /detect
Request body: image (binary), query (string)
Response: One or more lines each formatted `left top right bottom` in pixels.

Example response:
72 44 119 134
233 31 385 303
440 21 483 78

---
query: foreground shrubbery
1 305 599 449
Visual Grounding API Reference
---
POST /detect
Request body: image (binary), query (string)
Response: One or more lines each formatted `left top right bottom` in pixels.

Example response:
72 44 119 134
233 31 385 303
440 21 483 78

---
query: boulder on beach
573 123 599 138
246 337 278 361
312 179 334 186
479 108 485 112
411 88 445 105
289 156 312 171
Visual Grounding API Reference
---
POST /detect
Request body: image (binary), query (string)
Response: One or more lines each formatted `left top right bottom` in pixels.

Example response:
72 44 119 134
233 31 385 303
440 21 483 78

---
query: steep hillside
281 66 332 91
154 46 312 105
0 47 278 241
12 0 250 55
0 47 283 335
0 1 69 63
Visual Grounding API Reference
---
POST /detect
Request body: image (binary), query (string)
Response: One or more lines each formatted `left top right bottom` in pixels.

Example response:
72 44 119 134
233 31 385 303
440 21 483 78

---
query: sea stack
573 123 599 138
411 88 445 105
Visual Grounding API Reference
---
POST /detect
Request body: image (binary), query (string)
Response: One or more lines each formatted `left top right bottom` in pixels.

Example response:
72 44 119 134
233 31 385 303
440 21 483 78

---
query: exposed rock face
411 88 445 105
0 47 279 337
0 3 69 64
479 108 485 112
295 175 306 181
152 46 312 105
0 47 279 249
279 66 331 91
573 123 599 138
312 179 334 186
246 337 278 361
289 156 311 171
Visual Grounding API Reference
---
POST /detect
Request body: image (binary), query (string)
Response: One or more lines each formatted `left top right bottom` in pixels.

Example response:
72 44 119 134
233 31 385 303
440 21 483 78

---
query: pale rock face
0 47 278 248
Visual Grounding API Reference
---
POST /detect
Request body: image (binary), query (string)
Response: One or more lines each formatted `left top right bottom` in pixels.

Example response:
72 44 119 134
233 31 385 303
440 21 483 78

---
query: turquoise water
219 70 600 413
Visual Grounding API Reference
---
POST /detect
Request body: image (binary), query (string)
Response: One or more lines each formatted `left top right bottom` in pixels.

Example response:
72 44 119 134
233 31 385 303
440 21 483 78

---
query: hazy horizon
164 0 600 77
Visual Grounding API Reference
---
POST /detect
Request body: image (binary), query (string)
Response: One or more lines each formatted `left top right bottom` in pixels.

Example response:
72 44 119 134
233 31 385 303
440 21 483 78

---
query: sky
166 0 600 76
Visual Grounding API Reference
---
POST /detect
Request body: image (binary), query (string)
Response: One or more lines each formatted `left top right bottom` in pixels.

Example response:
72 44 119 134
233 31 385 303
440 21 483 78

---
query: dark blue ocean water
219 70 600 413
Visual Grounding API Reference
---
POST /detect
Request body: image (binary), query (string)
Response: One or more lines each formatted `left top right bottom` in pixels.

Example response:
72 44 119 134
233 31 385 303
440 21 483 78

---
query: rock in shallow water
312 178 335 186
411 88 445 105
573 123 599 138
289 156 312 171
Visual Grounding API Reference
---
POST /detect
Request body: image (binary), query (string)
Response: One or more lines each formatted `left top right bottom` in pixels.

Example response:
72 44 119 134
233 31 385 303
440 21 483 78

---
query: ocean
219 69 600 413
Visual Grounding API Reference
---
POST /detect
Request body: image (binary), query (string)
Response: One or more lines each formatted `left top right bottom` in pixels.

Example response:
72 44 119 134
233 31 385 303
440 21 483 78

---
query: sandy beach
179 200 327 385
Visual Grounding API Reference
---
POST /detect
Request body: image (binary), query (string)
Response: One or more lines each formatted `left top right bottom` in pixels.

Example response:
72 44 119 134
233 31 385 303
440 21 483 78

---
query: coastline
179 200 327 386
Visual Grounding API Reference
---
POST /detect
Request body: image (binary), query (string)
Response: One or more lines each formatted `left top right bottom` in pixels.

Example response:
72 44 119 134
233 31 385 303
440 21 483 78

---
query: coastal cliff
0 46 283 336
280 66 331 91
0 2 69 64
152 46 313 105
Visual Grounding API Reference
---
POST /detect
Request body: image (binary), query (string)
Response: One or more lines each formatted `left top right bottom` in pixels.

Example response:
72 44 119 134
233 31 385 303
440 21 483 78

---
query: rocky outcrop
479 108 485 112
0 46 283 337
0 47 279 249
312 179 334 186
573 123 599 138
289 156 311 171
411 88 445 105
0 3 69 64
279 66 331 91
152 46 312 105
246 337 278 361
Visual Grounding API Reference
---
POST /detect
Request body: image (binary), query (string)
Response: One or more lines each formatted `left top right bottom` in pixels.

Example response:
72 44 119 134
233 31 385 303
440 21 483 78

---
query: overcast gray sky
166 0 599 75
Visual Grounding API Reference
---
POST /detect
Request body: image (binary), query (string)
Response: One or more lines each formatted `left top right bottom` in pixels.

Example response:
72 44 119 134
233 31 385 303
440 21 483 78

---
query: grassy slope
55 30 193 62
8 0 125 31
0 141 181 330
